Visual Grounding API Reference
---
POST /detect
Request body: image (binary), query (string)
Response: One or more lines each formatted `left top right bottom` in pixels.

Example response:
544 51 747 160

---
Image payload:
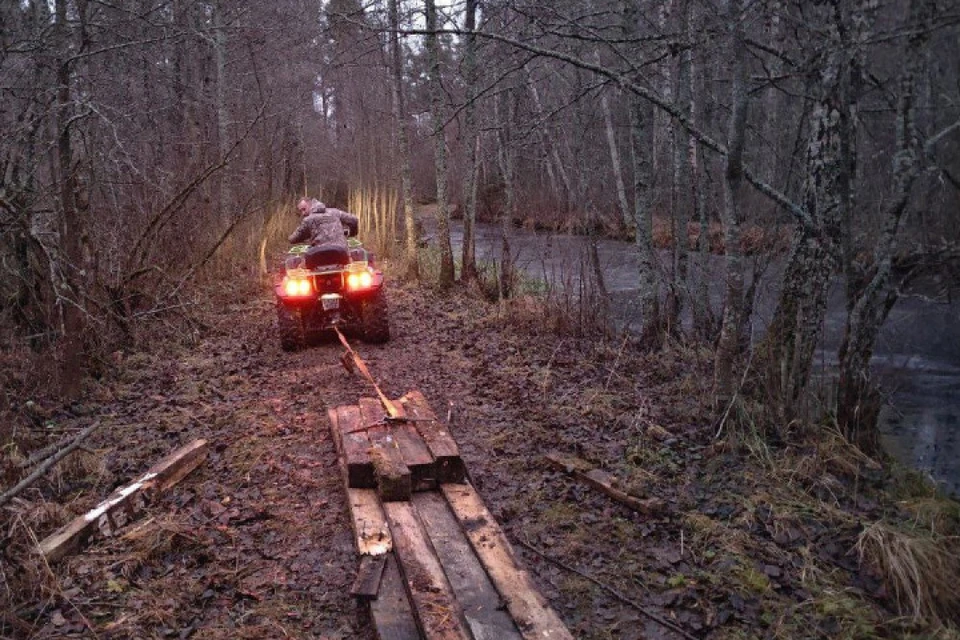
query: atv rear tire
360 290 390 344
278 305 305 352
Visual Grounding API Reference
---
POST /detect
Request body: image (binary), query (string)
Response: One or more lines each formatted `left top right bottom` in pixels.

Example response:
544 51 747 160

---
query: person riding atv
275 198 389 350
289 198 359 248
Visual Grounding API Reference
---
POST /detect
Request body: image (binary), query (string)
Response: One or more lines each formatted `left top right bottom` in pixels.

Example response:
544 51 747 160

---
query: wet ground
452 221 960 497
5 274 946 638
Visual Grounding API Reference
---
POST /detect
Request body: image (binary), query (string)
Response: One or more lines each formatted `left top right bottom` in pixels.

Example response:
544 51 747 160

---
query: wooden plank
544 452 665 515
351 554 388 601
359 396 387 426
328 407 345 457
441 483 574 640
369 428 412 502
39 439 208 563
398 391 465 484
338 405 375 488
370 553 421 640
412 492 523 640
393 423 436 491
382 501 472 640
346 488 392 556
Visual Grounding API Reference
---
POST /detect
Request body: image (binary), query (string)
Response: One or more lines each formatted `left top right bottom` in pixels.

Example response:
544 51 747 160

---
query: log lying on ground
544 452 665 515
38 439 208 562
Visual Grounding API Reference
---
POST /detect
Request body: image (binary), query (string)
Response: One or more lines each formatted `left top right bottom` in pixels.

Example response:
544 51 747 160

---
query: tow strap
334 327 401 418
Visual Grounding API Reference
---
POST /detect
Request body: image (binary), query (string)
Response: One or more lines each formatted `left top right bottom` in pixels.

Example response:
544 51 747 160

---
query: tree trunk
600 80 631 231
837 0 927 450
54 0 85 400
460 0 479 283
495 88 516 300
389 0 418 280
213 2 230 222
715 0 749 400
425 0 455 287
623 0 660 344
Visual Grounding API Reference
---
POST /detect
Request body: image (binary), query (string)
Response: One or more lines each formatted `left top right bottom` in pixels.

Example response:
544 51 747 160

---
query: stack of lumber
328 393 573 640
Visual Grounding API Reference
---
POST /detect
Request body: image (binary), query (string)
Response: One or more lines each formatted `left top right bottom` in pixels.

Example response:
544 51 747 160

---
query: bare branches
0 422 101 509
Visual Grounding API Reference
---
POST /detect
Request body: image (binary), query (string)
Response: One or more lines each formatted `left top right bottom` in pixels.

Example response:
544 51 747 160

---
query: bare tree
425 0 456 287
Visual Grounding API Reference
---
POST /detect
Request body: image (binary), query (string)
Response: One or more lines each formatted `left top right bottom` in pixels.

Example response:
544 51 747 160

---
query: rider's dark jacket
288 201 359 249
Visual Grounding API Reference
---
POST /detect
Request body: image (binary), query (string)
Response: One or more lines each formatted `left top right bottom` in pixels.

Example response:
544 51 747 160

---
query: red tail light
282 277 313 297
347 270 373 291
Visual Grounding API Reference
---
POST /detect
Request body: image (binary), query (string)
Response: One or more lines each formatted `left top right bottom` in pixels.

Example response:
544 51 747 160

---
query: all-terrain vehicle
274 236 389 351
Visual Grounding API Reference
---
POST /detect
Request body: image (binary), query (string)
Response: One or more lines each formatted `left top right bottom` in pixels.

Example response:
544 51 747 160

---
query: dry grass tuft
1 497 72 604
856 521 960 627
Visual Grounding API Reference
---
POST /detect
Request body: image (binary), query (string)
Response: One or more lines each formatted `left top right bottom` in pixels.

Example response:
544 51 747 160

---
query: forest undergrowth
1 258 959 639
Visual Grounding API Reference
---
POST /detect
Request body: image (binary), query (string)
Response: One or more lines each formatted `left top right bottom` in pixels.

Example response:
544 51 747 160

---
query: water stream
439 221 960 496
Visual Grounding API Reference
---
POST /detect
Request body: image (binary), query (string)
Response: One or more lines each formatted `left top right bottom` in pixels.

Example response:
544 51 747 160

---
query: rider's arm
339 211 359 237
288 219 311 244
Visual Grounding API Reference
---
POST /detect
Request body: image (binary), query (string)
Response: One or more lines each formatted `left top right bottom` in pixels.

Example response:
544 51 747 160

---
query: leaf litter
1 279 959 638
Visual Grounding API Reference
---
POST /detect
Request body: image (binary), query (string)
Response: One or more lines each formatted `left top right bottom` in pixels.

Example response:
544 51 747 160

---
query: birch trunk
764 0 873 419
624 0 660 343
389 0 418 279
425 0 455 287
689 3 712 338
837 0 927 450
528 76 574 210
715 0 749 399
601 82 631 231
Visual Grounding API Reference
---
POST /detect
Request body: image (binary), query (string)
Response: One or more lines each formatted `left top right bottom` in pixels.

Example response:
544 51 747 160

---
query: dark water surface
443 221 960 496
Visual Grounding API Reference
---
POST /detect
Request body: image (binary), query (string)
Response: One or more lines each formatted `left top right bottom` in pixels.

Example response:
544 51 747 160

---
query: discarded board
441 483 574 640
382 500 473 640
38 439 208 562
544 452 665 516
398 391 465 484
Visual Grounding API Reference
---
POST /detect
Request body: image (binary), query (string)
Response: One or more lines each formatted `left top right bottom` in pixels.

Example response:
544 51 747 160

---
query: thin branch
516 537 700 640
0 421 101 508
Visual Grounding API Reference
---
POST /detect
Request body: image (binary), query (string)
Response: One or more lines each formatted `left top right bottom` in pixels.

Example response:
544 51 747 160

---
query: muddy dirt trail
6 278 919 639
10 282 587 638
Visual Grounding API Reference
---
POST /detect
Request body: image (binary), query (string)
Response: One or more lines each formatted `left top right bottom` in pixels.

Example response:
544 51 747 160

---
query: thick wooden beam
398 391 464 484
370 553 421 640
441 483 573 640
393 422 436 491
383 501 473 640
337 405 375 488
413 492 523 639
346 488 392 556
370 429 412 503
38 439 208 562
544 452 665 515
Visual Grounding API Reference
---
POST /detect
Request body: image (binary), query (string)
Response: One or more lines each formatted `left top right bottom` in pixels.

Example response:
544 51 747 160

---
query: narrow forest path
11 278 910 639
